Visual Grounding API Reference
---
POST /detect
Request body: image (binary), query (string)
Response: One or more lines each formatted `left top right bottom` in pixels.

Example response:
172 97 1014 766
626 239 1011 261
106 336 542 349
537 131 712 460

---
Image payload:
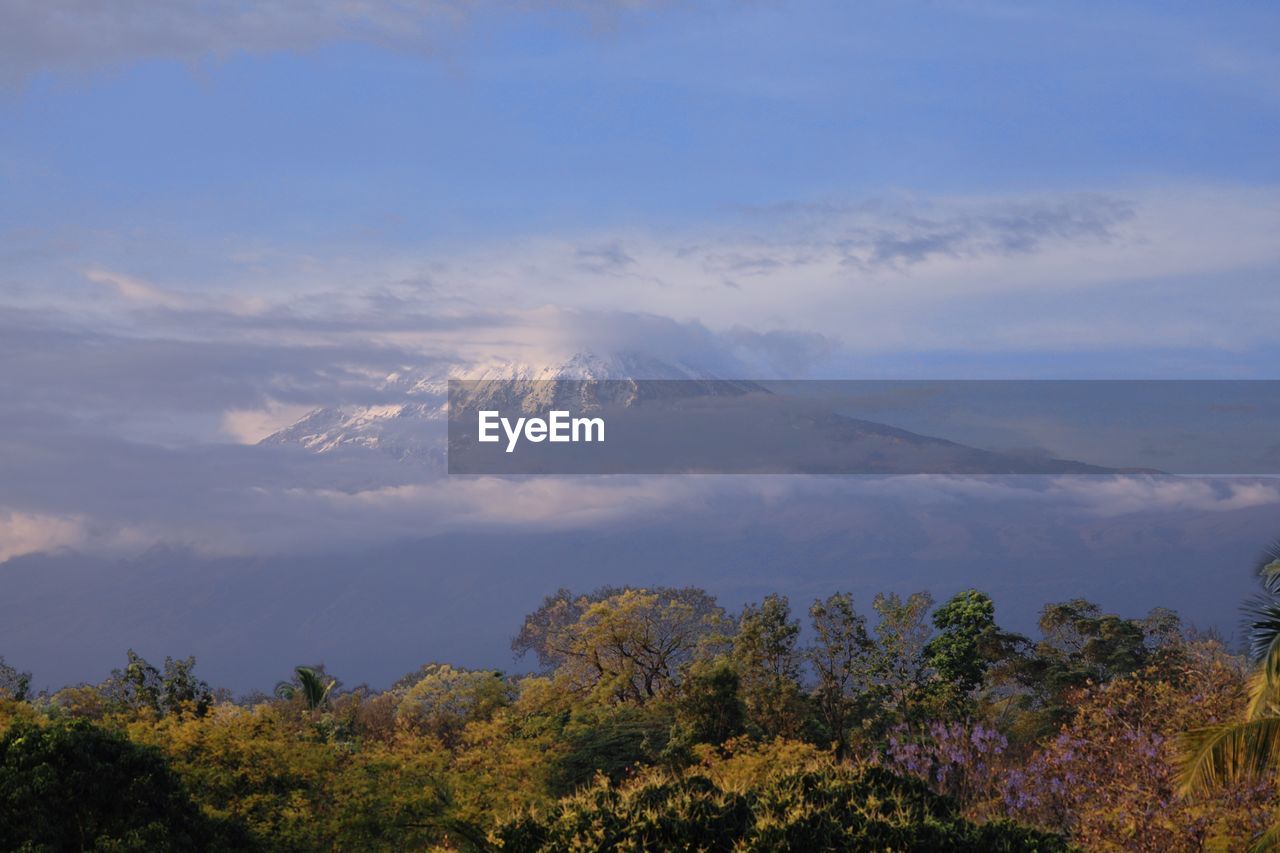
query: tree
0 718 249 851
512 585 627 669
276 665 336 711
1010 642 1270 851
102 650 212 717
124 700 464 850
872 590 934 724
1180 544 1280 850
924 590 1025 713
513 587 728 705
0 656 31 702
494 756 1068 852
1037 599 1149 681
667 658 746 756
395 664 513 747
808 592 877 758
733 594 805 738
547 703 674 795
1017 599 1159 734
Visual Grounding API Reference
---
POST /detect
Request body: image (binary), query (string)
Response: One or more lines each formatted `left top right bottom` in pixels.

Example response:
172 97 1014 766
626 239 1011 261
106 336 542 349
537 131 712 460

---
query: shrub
494 758 1067 852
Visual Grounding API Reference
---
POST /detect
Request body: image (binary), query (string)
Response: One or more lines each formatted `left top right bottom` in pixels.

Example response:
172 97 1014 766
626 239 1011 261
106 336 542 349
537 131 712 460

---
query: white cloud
476 186 1280 351
82 267 270 317
221 401 319 444
0 510 85 560
839 474 1280 517
232 185 1276 358
288 476 693 534
84 268 189 309
13 186 1273 379
1046 475 1280 516
0 184 1271 459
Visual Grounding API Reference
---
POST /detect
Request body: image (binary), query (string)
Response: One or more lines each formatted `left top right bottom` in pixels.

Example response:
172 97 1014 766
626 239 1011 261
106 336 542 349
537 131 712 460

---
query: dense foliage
494 758 1068 851
0 718 248 851
1 577 1276 851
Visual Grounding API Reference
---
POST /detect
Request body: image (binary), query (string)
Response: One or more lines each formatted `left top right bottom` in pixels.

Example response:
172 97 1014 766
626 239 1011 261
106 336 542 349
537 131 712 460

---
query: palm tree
274 665 335 711
1179 542 1280 850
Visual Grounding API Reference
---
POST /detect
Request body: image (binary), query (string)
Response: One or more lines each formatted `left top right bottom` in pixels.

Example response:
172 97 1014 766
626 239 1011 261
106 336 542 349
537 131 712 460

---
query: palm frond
1256 542 1280 595
1250 813 1280 853
1245 671 1280 721
1252 608 1280 688
1178 716 1280 795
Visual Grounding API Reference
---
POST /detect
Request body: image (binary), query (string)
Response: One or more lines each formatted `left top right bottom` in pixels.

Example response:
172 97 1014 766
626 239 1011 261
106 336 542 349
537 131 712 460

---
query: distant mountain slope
262 352 1155 474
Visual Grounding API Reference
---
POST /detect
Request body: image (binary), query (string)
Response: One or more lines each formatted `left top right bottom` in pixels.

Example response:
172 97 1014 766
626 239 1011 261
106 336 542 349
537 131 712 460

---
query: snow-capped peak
259 351 737 463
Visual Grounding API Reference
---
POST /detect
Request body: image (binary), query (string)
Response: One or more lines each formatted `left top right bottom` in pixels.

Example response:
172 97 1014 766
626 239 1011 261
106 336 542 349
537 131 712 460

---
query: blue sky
2 1 1278 440
0 0 1277 549
3 1 1280 685
4 1 1278 251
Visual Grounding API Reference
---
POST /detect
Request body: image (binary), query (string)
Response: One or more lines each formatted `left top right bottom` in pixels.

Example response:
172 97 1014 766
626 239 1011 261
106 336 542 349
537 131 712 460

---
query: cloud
737 194 1135 268
0 317 458 444
83 268 268 316
0 0 450 82
575 242 637 274
0 510 86 561
1045 476 1280 516
393 186 1280 354
9 186 1278 373
838 474 1280 517
0 0 660 83
221 402 318 444
3 390 1277 560
85 268 188 309
4 185 1278 455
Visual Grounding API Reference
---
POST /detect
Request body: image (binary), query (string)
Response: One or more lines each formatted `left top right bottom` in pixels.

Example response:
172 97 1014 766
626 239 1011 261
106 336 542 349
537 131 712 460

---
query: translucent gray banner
447 380 1280 475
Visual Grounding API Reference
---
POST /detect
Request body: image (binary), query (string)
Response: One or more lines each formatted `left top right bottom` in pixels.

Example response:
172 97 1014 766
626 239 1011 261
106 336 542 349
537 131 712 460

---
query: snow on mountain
260 351 1146 474
258 401 448 462
259 352 740 462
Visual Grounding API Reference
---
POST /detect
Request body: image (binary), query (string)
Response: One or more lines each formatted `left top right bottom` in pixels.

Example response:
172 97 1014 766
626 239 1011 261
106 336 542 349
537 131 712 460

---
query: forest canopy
0 577 1274 852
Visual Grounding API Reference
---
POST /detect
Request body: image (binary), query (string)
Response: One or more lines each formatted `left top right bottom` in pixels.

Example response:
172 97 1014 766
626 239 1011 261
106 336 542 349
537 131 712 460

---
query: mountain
259 352 754 464
262 352 1156 474
260 401 448 464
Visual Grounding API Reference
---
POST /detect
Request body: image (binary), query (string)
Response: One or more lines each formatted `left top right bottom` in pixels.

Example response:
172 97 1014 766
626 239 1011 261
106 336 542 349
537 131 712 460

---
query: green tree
0 656 31 702
1038 598 1148 680
1015 598 1159 734
872 590 934 724
0 718 250 851
548 704 674 795
103 650 213 717
667 657 746 757
808 592 877 759
924 589 1025 713
733 594 806 739
275 665 336 711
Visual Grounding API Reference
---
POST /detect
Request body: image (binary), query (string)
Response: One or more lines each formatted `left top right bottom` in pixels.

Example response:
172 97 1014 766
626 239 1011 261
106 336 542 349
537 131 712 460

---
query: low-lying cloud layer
4 186 1280 446
2 185 1279 564
3 402 1277 562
